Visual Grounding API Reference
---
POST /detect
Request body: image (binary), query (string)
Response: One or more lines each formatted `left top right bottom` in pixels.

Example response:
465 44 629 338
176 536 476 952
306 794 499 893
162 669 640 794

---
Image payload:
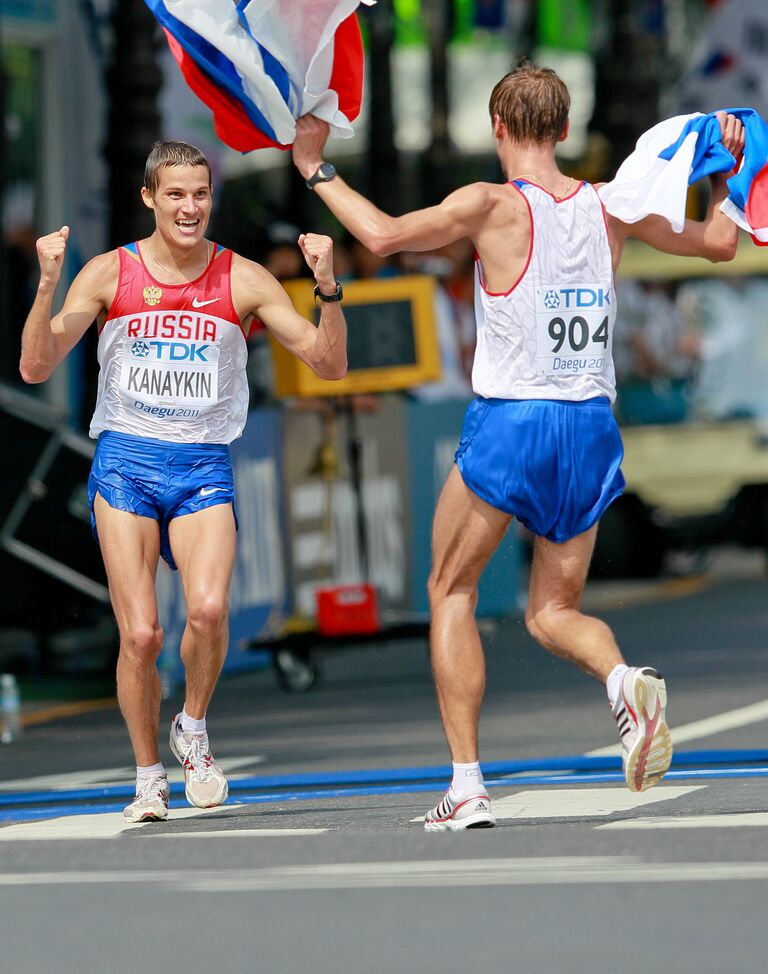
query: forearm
311 176 397 256
20 282 58 383
701 174 739 261
310 301 347 380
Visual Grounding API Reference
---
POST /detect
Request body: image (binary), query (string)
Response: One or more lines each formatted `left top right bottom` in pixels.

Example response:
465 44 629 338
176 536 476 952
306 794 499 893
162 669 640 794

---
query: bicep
379 187 489 254
50 257 115 359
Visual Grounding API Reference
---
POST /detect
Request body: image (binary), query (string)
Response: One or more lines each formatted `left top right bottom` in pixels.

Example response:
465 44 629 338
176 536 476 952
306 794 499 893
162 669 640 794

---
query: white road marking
0 806 327 842
0 756 265 793
411 786 702 823
489 786 702 819
599 812 768 831
587 697 768 757
3 857 768 889
0 805 228 841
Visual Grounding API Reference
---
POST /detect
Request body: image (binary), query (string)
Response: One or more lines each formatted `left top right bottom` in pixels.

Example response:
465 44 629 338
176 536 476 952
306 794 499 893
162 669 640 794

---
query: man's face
141 164 212 248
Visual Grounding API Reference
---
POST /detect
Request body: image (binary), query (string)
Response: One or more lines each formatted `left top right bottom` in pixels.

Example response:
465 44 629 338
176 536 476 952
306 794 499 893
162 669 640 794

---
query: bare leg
428 466 512 763
167 503 237 719
525 526 624 682
94 494 163 767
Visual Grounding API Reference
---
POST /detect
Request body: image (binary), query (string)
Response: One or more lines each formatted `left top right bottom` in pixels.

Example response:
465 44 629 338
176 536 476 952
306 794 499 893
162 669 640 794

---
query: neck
144 233 210 281
499 144 561 183
147 231 209 271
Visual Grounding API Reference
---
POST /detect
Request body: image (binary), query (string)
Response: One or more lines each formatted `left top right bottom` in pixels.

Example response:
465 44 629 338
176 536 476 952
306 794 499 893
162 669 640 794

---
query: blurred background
2 0 768 690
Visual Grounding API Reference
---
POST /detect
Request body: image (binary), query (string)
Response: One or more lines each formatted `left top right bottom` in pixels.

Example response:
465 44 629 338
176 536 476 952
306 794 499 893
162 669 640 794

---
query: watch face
318 162 336 180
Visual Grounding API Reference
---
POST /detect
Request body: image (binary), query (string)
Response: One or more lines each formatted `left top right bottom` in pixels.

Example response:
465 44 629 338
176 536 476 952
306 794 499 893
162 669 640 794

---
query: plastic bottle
0 673 22 744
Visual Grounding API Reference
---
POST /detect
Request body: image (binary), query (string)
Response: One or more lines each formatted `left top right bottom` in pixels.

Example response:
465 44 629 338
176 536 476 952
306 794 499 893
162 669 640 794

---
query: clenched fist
298 233 336 292
36 226 70 286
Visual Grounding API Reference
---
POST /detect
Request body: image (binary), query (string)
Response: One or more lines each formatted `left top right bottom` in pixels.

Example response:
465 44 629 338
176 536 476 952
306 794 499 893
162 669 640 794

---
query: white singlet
472 179 617 403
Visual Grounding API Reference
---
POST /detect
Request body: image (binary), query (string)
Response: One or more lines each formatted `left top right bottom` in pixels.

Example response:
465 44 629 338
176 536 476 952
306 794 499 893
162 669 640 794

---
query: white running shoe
424 791 496 831
612 667 673 792
169 714 229 809
123 775 169 823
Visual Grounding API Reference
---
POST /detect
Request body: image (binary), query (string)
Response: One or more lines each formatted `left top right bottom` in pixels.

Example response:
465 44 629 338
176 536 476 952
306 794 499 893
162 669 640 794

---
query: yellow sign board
271 274 442 398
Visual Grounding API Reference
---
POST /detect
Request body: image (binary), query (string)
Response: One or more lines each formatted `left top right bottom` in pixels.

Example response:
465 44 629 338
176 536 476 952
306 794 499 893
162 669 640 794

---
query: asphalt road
2 563 768 973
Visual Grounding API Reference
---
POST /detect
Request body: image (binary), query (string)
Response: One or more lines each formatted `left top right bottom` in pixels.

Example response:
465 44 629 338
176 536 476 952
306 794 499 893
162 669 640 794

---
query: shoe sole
123 806 168 824
424 812 496 832
623 670 673 792
169 720 229 809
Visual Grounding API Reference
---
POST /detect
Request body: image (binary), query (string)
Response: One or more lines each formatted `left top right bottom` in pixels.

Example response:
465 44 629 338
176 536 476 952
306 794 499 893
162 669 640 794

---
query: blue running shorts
455 397 625 543
88 431 236 570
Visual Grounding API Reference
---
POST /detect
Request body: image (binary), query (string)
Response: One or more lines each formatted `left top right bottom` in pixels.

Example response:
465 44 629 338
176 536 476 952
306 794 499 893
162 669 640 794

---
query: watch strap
313 281 343 303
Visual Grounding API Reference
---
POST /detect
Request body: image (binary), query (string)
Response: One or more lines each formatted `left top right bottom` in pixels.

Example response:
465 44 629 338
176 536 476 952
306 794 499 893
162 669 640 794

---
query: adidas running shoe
123 774 169 823
424 791 496 831
169 714 229 808
612 667 673 792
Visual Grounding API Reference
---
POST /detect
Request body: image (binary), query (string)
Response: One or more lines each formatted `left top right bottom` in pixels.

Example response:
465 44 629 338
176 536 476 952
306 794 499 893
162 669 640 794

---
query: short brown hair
143 140 212 195
489 60 570 145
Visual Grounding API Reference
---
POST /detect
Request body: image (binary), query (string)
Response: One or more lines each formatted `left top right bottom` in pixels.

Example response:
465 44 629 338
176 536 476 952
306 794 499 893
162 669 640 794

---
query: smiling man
20 140 347 823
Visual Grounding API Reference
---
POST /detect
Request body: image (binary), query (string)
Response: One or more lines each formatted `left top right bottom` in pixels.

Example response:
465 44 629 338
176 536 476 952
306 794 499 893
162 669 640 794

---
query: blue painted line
3 749 767 809
3 764 768 825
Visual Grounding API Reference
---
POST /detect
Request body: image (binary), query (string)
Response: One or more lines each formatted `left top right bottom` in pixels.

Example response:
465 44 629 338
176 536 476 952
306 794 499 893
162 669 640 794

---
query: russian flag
599 108 768 245
144 0 373 152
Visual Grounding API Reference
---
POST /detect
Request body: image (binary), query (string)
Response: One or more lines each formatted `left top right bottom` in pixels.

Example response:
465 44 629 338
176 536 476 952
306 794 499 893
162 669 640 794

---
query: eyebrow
163 184 211 193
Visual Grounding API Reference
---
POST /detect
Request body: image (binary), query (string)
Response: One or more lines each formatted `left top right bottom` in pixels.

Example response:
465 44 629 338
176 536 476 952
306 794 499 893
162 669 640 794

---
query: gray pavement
2 561 768 972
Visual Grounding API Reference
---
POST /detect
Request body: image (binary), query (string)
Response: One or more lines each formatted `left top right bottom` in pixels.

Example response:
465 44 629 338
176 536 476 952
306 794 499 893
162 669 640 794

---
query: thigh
168 502 237 605
431 466 513 591
528 524 598 612
93 492 162 631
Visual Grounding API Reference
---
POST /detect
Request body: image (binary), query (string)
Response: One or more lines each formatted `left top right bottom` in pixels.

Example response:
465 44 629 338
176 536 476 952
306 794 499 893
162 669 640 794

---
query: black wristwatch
313 281 343 303
306 162 337 190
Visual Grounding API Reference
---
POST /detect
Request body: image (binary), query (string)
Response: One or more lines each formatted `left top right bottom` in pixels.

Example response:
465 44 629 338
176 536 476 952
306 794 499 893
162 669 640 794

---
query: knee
120 623 163 665
427 568 478 613
187 595 228 638
525 606 546 646
525 603 563 650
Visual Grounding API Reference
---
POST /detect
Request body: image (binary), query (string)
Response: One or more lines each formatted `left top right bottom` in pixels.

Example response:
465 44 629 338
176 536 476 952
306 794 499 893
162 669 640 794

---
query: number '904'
548 315 609 353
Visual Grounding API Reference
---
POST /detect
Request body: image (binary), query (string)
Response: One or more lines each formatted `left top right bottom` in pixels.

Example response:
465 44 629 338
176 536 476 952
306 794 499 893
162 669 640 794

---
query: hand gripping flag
144 1 375 152
598 108 768 245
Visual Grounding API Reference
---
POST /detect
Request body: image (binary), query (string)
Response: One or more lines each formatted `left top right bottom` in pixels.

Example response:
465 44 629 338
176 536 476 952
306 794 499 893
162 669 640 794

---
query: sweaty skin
290 106 743 771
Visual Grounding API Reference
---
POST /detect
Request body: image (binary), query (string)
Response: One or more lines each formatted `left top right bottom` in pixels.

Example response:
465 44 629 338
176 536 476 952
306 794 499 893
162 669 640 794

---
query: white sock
450 761 485 797
606 664 629 707
136 762 165 780
181 708 206 734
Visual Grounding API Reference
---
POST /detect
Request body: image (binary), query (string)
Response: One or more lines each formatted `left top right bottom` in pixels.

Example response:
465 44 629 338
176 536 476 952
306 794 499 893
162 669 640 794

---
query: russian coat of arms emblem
143 285 162 307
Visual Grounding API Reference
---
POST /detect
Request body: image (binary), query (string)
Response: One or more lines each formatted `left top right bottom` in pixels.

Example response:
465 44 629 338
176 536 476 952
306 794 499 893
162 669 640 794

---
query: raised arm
606 111 744 266
232 233 347 381
608 172 739 263
20 227 116 383
292 116 489 256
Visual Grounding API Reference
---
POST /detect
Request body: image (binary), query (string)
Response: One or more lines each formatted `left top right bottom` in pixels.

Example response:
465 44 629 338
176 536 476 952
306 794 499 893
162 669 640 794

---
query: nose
180 195 197 213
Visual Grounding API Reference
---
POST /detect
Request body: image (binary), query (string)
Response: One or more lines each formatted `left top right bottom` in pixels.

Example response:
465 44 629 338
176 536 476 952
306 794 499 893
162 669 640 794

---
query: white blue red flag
599 108 768 245
144 1 375 152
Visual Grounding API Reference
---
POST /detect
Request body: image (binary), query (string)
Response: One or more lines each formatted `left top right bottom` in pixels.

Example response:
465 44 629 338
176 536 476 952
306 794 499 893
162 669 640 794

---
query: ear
492 114 506 142
140 186 155 211
558 119 570 144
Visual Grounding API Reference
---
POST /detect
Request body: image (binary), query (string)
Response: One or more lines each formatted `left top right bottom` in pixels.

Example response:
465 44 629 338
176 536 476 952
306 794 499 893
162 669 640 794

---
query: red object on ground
316 583 380 636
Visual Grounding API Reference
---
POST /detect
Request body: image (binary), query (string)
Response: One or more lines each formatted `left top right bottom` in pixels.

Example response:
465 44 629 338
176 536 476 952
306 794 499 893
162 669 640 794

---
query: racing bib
119 337 220 410
535 284 614 376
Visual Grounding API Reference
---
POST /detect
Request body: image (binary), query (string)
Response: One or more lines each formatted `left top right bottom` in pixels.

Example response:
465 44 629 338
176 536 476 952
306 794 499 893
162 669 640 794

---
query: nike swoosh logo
192 297 220 308
200 487 225 496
